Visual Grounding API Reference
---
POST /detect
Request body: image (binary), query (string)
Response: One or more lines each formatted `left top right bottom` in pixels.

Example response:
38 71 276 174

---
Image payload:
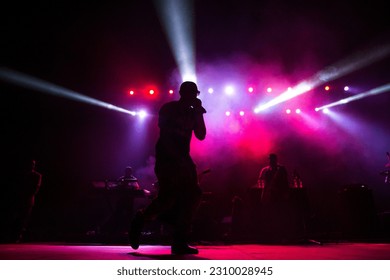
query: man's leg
128 176 176 250
171 186 202 254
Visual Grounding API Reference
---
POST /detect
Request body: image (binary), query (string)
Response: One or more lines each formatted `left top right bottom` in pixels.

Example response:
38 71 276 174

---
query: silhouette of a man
117 166 140 190
129 81 206 254
258 153 289 201
257 153 289 241
15 159 42 242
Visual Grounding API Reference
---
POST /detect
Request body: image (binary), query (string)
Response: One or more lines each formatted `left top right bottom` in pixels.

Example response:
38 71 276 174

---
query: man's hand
180 97 206 114
191 98 206 114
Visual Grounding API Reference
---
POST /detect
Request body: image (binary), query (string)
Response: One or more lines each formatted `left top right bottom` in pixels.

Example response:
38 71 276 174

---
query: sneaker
128 211 144 250
171 244 199 255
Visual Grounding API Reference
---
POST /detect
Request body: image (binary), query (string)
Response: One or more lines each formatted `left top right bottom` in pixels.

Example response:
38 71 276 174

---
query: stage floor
1 242 390 260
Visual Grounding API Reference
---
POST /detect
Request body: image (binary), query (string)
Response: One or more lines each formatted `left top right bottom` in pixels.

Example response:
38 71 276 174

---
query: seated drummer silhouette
117 166 140 190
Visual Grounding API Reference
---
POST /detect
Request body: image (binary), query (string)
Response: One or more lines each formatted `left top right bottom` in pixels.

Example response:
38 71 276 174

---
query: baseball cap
179 81 200 95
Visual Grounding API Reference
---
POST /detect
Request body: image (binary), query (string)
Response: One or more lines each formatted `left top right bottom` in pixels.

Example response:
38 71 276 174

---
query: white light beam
254 43 390 112
0 68 137 116
315 83 390 111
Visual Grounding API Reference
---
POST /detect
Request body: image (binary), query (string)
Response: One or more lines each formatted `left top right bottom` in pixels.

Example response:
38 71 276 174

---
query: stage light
239 111 245 116
0 68 137 116
248 87 254 93
267 87 272 93
295 109 301 114
325 85 330 91
169 89 174 94
253 43 390 112
286 109 291 114
344 86 349 92
129 90 135 95
137 110 147 119
208 88 214 94
323 108 330 114
225 85 234 95
225 111 231 116
315 83 390 111
149 89 155 95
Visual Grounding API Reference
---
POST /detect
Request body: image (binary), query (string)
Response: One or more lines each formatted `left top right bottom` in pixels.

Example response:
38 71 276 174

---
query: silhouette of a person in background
117 166 140 190
257 153 289 241
101 166 142 236
14 159 42 242
380 152 390 184
129 81 207 254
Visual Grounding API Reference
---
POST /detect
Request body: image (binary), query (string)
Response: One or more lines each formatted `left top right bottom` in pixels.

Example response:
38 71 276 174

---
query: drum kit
380 152 390 184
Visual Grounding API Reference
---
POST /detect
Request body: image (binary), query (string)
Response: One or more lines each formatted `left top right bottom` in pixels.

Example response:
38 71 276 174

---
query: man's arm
193 112 206 140
257 168 266 188
192 98 206 140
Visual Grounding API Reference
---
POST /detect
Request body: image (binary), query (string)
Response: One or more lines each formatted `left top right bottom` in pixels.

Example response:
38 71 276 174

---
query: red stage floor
1 242 390 260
